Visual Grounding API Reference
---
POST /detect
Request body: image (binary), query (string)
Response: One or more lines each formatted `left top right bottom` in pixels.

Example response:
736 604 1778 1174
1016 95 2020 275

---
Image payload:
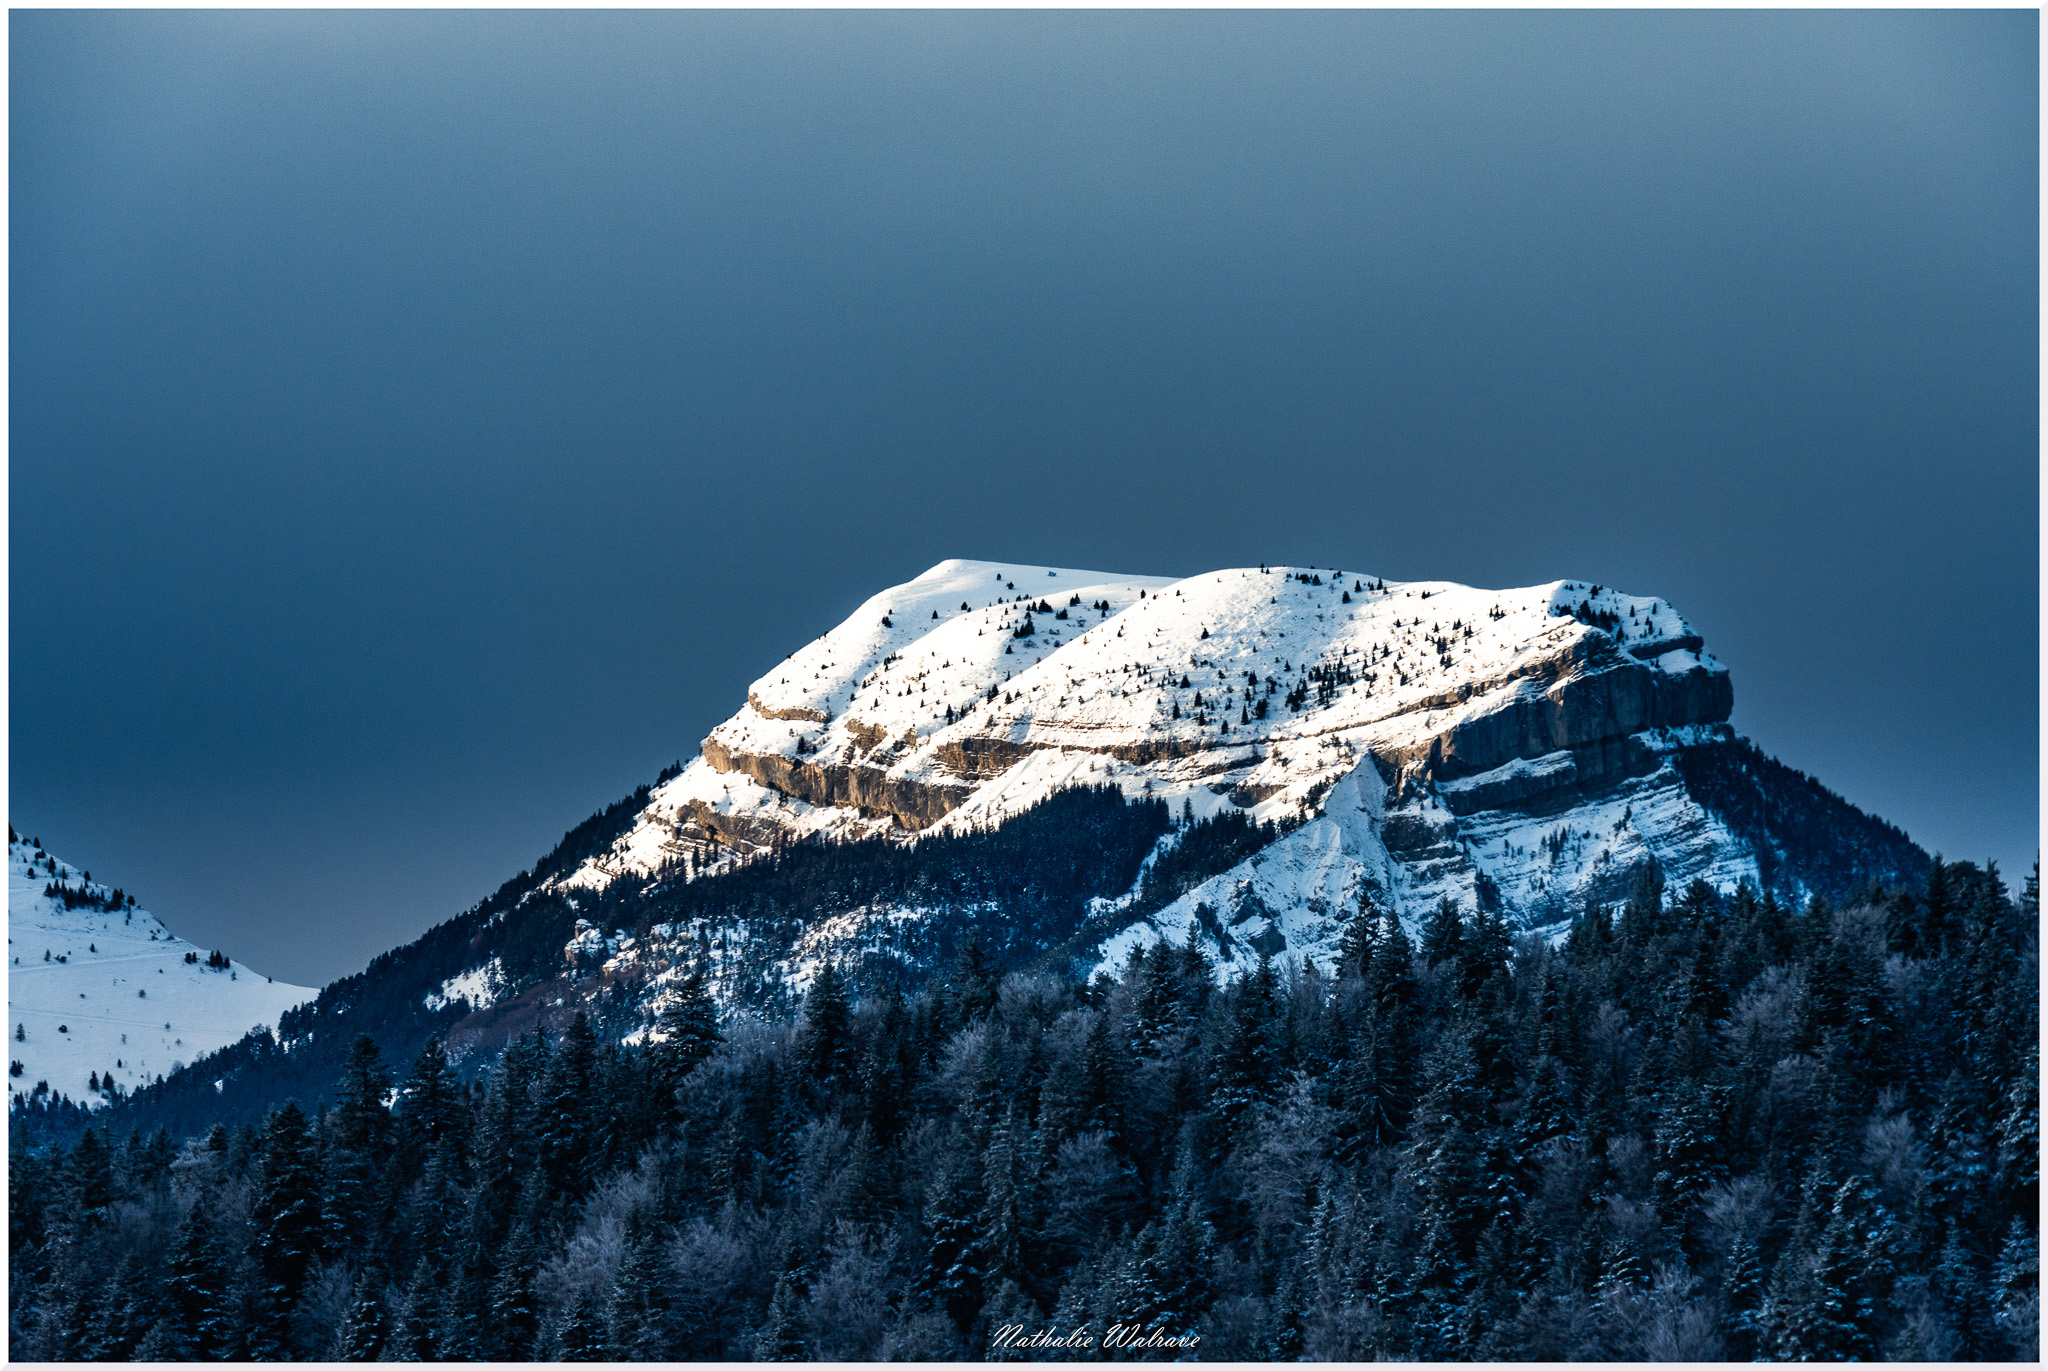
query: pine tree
1262 1259 1309 1358
837 1121 889 1233
1078 1010 1128 1142
1092 1234 1150 1341
979 1106 1026 1290
981 1277 1044 1361
324 1035 391 1258
247 1101 325 1358
1140 1183 1218 1329
69 1127 112 1227
396 1037 462 1178
1340 912 1419 1153
1211 954 1282 1134
1932 1220 2001 1359
408 1122 466 1273
1408 1033 1491 1313
1408 1212 1468 1357
131 1317 182 1362
797 960 855 1090
1767 1180 1883 1360
1992 1052 2039 1230
857 976 912 1142
608 1230 673 1359
1991 1212 2039 1360
44 1258 108 1362
945 933 999 1027
487 1217 543 1361
436 1261 490 1361
332 1033 391 1152
166 1202 232 1359
1515 1054 1573 1154
1043 1258 1103 1361
1925 1069 1991 1242
558 1288 608 1362
542 1012 600 1202
657 969 723 1087
1336 891 1382 979
1422 897 1464 966
922 1144 987 1332
1651 1080 1726 1234
1720 1232 1767 1360
469 1044 537 1252
1129 945 1185 1054
1455 905 1511 1001
97 1252 155 1361
331 1271 389 1361
1459 1218 1519 1358
756 1274 808 1360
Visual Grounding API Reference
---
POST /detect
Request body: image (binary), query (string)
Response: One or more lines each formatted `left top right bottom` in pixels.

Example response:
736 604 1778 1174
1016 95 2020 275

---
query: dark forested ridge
587 783 1179 987
22 786 1172 1148
1675 737 1933 899
10 857 2036 1361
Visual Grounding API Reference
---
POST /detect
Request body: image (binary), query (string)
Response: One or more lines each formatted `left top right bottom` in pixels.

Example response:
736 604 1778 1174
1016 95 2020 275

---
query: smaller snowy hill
7 832 315 1110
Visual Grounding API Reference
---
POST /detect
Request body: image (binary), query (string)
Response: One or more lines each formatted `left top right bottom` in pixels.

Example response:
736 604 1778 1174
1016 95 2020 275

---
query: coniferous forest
7 860 2038 1361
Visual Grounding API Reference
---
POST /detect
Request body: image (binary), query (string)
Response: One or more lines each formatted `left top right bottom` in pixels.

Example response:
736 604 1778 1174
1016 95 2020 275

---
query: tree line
9 858 2036 1360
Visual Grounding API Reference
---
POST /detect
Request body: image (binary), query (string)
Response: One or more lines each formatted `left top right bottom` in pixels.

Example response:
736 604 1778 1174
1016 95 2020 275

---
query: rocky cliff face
673 562 1732 849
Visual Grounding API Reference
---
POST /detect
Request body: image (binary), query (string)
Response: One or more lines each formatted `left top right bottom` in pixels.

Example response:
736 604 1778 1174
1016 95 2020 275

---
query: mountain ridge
544 557 1909 993
34 557 1932 1142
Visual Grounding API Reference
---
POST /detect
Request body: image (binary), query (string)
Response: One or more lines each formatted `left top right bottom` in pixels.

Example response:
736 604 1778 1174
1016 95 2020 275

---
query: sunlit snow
529 559 1754 995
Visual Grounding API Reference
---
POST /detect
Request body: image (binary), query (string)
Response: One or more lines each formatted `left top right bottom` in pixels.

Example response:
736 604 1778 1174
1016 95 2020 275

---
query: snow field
7 837 315 1109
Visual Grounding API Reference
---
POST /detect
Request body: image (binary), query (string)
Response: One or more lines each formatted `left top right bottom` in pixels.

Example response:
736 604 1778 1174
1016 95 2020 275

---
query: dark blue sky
12 10 2037 986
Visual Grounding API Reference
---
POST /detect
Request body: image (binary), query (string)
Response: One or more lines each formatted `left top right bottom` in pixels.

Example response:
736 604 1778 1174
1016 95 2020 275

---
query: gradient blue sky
12 10 2037 985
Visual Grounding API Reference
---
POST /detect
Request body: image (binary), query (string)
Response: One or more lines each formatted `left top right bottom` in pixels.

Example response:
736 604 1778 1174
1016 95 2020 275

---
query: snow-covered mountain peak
738 556 1181 728
7 833 315 1110
32 562 1928 1130
535 559 1770 991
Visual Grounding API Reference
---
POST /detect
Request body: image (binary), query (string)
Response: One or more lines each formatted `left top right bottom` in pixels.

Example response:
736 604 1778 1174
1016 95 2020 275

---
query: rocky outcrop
702 737 968 830
674 799 792 855
1432 750 1581 815
934 732 1235 778
1629 633 1704 660
845 718 892 755
933 736 1036 780
748 691 829 723
1425 725 1719 819
1103 736 1227 768
1377 630 1731 785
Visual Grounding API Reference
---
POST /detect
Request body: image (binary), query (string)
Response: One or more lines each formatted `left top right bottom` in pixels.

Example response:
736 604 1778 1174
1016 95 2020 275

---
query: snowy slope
559 558 1181 888
7 835 315 1109
516 559 1779 996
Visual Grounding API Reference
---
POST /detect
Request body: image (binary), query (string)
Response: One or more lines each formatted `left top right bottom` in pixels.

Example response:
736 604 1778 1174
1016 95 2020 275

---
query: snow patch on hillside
1095 760 1396 980
424 958 503 1013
